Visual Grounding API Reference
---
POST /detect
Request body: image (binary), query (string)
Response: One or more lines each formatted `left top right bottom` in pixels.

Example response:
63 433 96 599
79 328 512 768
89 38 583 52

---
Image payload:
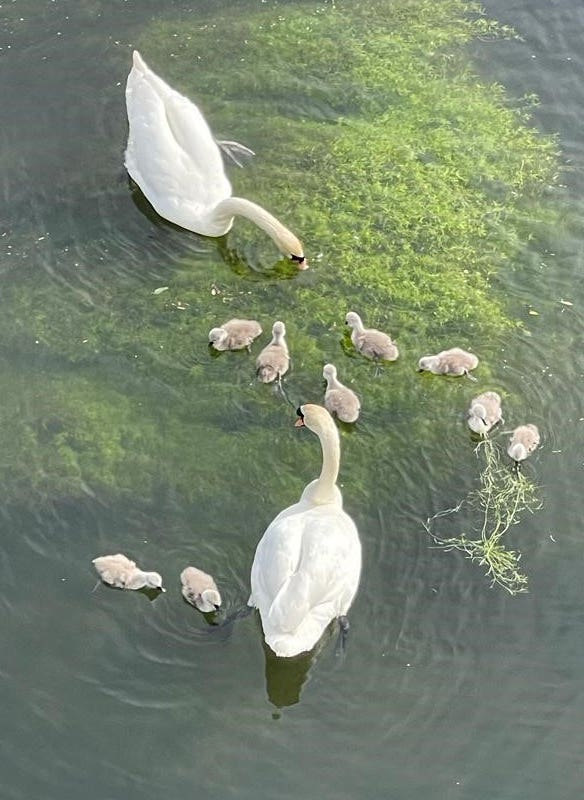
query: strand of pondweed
424 438 541 594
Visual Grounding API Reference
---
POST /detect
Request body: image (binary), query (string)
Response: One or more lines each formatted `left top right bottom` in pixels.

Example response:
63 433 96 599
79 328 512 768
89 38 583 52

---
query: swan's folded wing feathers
163 95 227 186
125 57 231 232
127 83 213 217
250 514 303 604
267 571 312 632
261 508 360 628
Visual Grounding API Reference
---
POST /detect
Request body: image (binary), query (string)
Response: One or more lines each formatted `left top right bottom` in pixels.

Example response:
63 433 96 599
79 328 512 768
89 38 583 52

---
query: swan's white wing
270 508 361 620
125 52 232 235
248 501 305 608
250 505 362 657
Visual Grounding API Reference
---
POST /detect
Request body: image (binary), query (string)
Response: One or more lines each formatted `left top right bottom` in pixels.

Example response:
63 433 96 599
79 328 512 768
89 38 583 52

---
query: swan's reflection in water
196 605 342 709
262 640 314 709
261 624 337 709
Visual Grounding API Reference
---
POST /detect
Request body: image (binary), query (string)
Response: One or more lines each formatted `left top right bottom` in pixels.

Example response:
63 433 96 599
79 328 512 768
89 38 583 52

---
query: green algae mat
0 0 560 515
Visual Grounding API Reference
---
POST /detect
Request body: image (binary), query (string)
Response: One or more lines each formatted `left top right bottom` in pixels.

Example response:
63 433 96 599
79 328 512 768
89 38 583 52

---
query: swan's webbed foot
275 376 295 408
275 373 286 397
335 616 350 659
217 139 256 168
373 360 384 378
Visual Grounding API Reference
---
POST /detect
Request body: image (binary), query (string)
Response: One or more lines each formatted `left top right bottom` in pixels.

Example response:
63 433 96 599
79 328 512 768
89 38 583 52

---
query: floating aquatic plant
424 437 542 594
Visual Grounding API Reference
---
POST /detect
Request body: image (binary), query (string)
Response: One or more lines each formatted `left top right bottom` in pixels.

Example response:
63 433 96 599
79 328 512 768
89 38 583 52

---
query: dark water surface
2 1 584 799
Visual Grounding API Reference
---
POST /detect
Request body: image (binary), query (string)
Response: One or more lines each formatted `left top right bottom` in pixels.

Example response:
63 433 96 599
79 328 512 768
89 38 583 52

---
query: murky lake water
2 1 584 798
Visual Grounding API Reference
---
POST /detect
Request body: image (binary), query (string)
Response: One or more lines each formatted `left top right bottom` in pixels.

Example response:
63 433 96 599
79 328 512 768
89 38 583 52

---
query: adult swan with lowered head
124 51 308 268
249 404 362 658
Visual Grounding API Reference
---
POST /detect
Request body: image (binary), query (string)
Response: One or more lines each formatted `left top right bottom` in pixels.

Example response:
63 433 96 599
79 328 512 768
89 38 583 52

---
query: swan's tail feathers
263 601 336 658
218 139 255 169
132 50 147 71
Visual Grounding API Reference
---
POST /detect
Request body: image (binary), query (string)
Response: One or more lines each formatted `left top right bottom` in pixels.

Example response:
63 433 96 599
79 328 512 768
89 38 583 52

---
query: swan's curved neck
312 424 341 504
214 197 295 255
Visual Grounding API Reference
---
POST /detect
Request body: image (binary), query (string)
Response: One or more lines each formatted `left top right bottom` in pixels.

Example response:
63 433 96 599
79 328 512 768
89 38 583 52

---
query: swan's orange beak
294 417 305 428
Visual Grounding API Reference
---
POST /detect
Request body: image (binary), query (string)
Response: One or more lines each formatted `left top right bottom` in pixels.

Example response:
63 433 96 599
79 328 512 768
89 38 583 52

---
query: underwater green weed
0 0 563 506
424 437 541 594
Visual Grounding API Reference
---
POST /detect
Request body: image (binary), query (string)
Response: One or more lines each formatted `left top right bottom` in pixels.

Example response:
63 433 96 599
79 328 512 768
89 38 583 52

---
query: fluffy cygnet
92 553 165 591
345 311 399 361
418 347 478 377
507 424 540 463
180 566 222 612
208 318 262 352
256 321 290 383
467 391 503 435
323 363 361 423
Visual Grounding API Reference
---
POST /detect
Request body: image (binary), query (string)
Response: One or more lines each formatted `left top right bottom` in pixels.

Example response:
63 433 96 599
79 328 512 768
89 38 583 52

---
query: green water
2 1 584 798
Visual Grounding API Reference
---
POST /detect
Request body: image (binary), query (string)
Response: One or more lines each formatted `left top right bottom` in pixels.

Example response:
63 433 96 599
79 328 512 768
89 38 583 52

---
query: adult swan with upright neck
124 51 308 268
249 404 362 658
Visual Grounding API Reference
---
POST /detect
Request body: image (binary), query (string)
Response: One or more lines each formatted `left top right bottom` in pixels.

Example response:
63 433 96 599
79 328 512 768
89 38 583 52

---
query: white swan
180 566 222 612
248 404 362 658
125 51 308 268
92 553 165 592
